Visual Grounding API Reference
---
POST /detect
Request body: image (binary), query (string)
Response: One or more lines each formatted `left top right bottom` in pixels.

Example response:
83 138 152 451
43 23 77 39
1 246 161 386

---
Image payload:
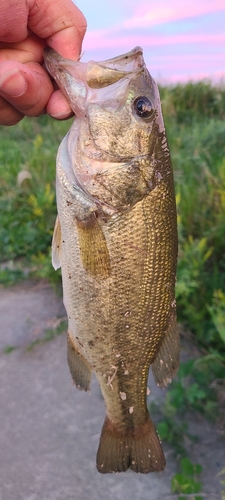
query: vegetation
159 81 225 355
158 82 225 497
0 115 69 285
150 357 224 497
171 457 203 500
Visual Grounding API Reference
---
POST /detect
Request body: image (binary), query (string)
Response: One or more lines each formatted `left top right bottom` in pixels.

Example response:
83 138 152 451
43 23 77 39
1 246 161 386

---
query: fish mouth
44 46 144 85
43 47 146 115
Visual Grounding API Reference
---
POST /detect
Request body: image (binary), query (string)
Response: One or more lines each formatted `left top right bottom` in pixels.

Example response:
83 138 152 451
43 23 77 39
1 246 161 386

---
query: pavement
0 280 224 500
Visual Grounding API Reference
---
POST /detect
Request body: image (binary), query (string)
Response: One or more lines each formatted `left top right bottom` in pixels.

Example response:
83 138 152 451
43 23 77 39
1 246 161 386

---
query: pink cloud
123 0 225 28
162 70 225 84
80 0 225 82
150 53 225 70
83 32 225 51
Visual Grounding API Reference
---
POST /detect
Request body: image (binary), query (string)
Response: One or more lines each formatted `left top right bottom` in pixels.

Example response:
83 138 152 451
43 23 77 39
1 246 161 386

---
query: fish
44 46 179 474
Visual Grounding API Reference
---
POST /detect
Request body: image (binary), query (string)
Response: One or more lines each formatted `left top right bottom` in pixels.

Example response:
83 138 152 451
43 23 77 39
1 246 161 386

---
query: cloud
79 0 225 82
163 69 225 84
83 32 225 51
123 0 225 29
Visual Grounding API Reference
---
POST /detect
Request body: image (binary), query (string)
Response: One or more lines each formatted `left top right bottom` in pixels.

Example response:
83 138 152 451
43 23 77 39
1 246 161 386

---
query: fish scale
44 46 179 474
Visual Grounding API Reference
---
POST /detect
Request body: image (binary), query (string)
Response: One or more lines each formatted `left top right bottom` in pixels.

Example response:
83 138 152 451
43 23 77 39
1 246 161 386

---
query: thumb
28 0 87 60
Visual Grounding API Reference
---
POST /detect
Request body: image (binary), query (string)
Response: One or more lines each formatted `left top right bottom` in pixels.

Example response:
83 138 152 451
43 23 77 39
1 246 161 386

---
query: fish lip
43 45 144 69
44 47 88 117
43 46 145 85
43 47 86 78
44 46 62 63
97 46 144 70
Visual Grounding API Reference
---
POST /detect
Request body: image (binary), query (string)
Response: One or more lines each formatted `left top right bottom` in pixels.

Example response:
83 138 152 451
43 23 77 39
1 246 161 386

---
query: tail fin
96 415 166 474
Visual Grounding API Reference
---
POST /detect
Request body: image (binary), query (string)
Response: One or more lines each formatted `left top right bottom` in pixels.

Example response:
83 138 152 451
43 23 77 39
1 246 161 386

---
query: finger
28 0 87 59
45 89 74 120
0 97 24 126
0 34 45 64
0 60 54 117
0 1 28 42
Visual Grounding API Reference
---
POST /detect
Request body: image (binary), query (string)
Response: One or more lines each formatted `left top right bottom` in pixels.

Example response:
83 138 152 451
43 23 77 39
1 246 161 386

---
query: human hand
0 0 86 125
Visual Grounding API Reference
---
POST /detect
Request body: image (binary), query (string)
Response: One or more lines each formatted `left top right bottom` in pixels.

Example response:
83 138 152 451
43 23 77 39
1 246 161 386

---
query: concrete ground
0 281 224 500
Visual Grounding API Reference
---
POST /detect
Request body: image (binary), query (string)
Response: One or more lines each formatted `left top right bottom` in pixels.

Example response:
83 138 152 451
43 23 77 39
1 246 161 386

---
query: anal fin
67 334 92 391
151 313 180 388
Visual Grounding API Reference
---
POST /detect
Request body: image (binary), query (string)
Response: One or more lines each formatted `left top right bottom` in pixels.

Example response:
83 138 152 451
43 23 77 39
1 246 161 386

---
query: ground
0 281 224 500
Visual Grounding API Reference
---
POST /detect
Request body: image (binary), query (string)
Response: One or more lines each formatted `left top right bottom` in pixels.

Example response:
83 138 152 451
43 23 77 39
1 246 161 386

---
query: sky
74 0 225 83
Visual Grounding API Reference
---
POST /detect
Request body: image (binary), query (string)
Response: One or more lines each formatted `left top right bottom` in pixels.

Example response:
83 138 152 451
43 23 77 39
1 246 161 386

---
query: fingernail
0 69 27 97
51 111 73 119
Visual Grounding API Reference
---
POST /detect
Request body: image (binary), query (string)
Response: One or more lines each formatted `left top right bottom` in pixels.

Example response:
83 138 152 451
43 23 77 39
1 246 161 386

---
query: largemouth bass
44 46 179 474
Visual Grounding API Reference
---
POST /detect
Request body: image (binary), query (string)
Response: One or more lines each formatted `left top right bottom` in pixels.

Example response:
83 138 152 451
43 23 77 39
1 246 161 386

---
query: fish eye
133 96 153 119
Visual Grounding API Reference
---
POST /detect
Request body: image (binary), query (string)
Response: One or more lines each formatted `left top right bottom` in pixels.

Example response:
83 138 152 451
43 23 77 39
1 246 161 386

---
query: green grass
171 457 203 500
0 115 70 285
159 83 225 354
4 345 17 354
150 356 224 497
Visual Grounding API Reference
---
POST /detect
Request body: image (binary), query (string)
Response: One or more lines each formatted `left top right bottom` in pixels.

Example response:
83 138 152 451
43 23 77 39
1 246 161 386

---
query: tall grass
0 116 70 283
0 81 224 355
159 82 225 353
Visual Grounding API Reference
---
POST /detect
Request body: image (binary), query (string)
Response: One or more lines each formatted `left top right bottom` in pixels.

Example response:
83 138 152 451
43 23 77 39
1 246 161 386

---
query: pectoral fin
76 213 110 279
151 313 180 388
52 216 62 270
67 334 92 391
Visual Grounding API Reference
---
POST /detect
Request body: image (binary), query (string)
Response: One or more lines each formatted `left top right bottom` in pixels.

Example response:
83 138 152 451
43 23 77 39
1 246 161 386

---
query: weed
150 356 225 498
171 457 203 500
159 81 225 123
152 356 225 440
26 318 67 351
169 117 225 352
207 290 225 344
0 116 71 286
0 266 27 286
4 345 17 354
30 251 62 288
